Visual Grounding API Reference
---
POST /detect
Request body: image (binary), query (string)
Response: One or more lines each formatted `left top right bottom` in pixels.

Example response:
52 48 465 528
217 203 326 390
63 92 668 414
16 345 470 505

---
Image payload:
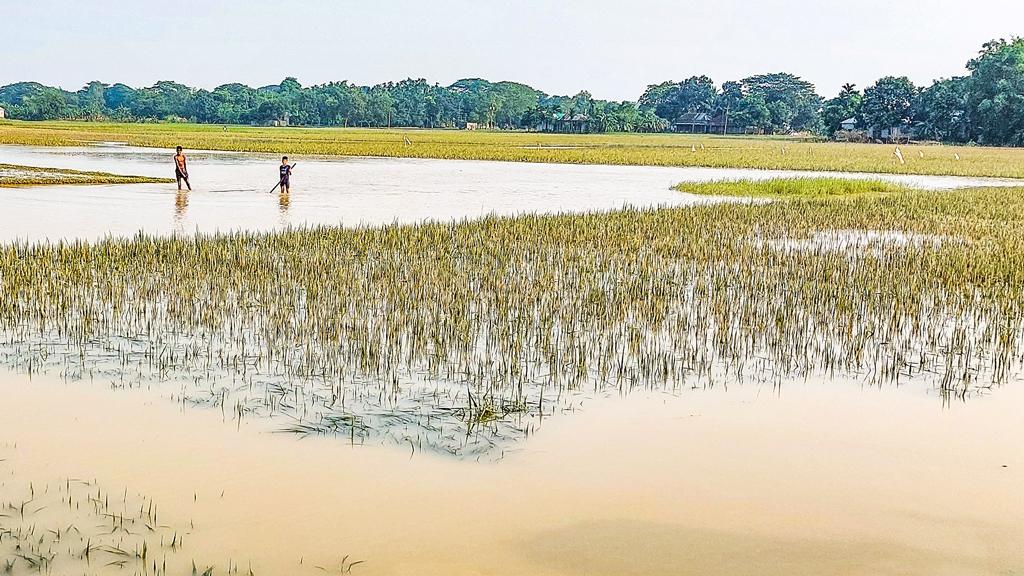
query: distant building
708 113 747 135
0 106 5 119
675 112 747 135
558 113 590 133
465 122 479 131
674 112 712 134
271 113 290 127
839 117 857 131
871 123 917 142
536 112 590 133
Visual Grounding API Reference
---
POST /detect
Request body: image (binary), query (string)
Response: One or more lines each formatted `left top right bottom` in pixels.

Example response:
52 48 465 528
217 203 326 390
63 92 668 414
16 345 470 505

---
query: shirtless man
173 146 192 191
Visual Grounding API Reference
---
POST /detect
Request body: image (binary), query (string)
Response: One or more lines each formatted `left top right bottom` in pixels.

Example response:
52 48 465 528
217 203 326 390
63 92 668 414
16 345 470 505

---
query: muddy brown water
2 370 1021 576
2 144 1023 574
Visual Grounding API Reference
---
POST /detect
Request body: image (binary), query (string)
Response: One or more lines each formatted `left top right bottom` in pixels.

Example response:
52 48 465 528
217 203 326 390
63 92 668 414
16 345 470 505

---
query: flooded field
3 370 1022 576
2 143 1024 575
0 143 1020 242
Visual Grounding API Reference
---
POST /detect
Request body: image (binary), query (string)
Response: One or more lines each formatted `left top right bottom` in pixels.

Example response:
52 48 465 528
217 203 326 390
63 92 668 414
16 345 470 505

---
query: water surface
1 144 1019 243
2 143 1022 575
1 370 1020 576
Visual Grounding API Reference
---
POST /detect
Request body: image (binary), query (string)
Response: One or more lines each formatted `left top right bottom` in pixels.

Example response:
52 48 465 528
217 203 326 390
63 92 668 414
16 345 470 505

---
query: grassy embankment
676 177 915 198
0 162 172 187
3 120 1024 178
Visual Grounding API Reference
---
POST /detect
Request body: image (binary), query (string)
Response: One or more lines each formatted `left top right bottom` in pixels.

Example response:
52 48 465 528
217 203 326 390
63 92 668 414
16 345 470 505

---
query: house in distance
674 111 749 135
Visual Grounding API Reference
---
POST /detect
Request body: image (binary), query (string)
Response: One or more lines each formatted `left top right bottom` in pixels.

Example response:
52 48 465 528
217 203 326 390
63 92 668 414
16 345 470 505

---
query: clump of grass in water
0 181 1022 457
0 163 173 187
0 450 230 576
675 177 914 198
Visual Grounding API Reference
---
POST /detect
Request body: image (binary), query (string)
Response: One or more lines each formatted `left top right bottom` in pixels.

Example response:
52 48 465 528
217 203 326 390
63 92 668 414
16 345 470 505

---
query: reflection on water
278 191 291 222
2 143 1021 243
1 371 1021 576
174 189 189 225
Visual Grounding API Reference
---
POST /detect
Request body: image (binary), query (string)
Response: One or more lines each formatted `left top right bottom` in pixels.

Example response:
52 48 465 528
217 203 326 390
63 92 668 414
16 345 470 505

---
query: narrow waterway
1 143 1019 242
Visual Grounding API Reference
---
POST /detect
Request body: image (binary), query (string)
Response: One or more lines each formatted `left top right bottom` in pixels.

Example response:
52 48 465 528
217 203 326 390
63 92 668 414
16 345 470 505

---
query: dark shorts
175 169 189 183
279 177 290 188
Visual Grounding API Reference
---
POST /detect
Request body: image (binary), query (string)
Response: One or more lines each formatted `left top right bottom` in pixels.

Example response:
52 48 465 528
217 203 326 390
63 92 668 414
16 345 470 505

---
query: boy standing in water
279 156 293 193
173 146 191 191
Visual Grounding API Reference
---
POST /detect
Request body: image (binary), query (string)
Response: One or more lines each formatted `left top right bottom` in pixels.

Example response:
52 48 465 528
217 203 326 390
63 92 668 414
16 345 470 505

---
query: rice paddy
0 452 207 576
2 166 1023 573
6 9 1024 574
1 179 1022 457
0 163 172 187
675 177 914 198
5 120 1024 178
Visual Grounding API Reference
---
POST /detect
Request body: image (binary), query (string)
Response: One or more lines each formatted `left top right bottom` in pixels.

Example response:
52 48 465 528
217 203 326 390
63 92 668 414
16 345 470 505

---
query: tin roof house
674 112 712 134
675 111 747 135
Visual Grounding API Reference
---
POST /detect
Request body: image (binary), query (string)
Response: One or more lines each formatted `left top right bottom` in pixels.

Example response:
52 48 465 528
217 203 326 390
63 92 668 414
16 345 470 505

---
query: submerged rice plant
4 120 1024 178
0 163 172 187
0 181 1022 456
0 450 213 576
675 177 914 198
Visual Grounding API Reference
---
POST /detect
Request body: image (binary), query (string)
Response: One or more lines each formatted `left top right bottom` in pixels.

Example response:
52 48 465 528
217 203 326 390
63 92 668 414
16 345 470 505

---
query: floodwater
1 143 1020 243
1 369 1021 576
2 144 1023 575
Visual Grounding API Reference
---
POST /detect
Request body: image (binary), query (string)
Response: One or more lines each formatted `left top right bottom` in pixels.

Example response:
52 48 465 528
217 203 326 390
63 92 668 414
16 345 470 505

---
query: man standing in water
174 146 192 191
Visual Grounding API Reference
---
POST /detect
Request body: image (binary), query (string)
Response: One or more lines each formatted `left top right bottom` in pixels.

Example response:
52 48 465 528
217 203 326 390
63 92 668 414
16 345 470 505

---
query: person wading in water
278 156 293 194
174 146 192 191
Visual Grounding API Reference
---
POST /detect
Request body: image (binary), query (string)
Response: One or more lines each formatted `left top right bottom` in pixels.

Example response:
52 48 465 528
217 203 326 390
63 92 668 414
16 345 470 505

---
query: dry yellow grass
3 120 1024 178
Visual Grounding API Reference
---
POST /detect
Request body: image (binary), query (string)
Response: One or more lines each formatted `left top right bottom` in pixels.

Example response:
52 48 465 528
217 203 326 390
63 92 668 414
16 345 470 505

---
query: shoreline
4 121 1024 179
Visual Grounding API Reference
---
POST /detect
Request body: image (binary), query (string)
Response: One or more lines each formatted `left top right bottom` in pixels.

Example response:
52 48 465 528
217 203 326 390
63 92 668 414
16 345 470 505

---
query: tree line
0 77 666 133
1 38 1021 145
819 38 1024 145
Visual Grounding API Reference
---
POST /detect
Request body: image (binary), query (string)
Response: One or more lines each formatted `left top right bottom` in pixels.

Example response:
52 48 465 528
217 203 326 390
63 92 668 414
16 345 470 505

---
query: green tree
188 89 219 123
491 81 542 128
103 83 136 114
76 81 108 119
716 81 744 113
739 73 821 132
366 86 395 127
732 92 771 132
252 97 287 125
22 88 71 120
390 79 432 127
821 83 862 137
860 76 917 135
913 77 969 142
639 76 718 121
0 82 50 106
673 76 718 115
638 81 676 114
279 77 302 93
131 81 193 119
966 38 1024 145
210 83 260 124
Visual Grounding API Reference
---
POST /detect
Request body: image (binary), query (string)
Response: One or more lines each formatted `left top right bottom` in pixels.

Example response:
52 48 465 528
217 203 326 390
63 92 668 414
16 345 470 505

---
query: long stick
268 164 297 193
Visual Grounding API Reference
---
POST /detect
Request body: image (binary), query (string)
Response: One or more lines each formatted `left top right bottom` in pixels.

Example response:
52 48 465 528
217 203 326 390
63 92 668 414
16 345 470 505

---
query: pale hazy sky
4 0 1022 100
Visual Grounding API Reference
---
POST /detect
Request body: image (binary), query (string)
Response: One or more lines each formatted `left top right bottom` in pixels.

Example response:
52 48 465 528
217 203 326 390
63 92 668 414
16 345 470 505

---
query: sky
3 0 1022 100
